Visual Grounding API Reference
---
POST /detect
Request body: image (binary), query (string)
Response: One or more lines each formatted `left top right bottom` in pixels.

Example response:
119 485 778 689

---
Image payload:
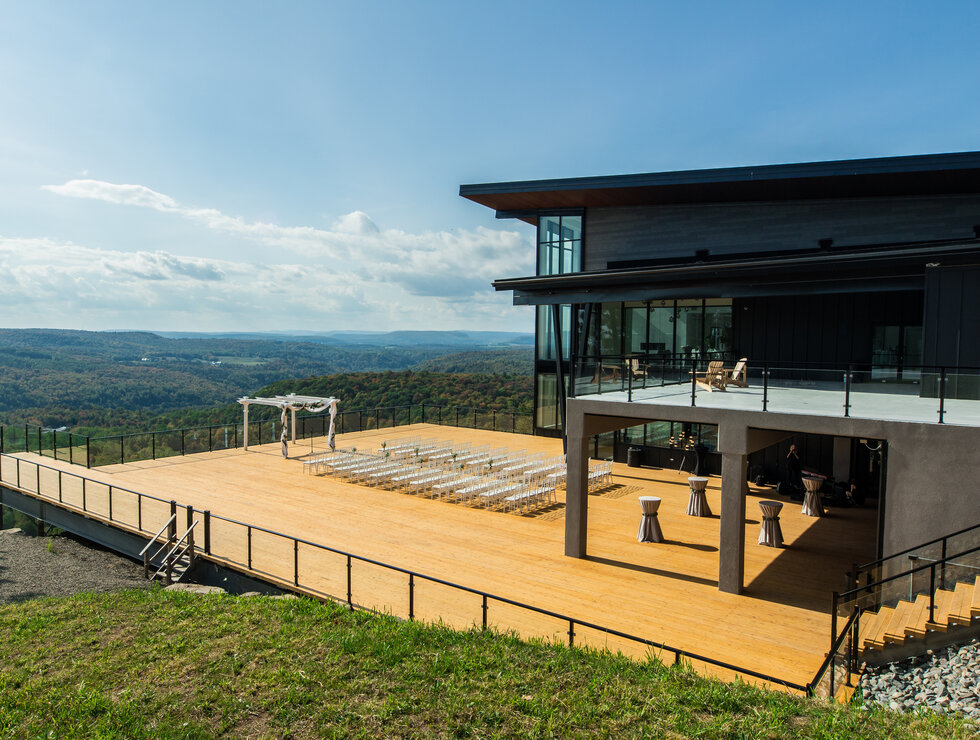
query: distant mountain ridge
153 330 533 348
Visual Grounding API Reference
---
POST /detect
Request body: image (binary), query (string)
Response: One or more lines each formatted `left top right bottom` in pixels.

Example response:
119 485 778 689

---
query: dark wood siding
583 195 980 270
922 264 980 368
732 290 923 365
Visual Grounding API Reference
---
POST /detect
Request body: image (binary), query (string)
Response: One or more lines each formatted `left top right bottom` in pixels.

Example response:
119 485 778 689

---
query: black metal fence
0 450 813 696
0 404 533 469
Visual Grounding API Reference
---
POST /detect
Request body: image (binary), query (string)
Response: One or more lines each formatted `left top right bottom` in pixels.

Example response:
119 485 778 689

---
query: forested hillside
412 349 532 375
0 329 532 431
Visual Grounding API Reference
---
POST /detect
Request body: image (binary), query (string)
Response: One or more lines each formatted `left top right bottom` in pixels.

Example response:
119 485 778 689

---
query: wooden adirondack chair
725 357 749 388
692 360 727 391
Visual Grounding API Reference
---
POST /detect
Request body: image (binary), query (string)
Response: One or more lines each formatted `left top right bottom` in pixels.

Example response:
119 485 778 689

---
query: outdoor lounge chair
628 358 648 380
692 360 727 391
725 357 749 388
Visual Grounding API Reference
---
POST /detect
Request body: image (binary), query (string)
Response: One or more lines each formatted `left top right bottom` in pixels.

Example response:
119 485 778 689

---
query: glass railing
574 357 980 425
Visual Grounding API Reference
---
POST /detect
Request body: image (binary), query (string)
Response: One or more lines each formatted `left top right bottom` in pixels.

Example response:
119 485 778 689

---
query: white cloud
14 179 535 331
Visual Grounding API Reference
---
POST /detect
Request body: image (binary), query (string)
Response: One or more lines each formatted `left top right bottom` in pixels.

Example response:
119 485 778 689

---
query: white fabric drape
327 399 338 451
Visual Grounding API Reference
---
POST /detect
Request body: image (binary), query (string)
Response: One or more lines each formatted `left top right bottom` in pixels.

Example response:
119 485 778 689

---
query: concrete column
564 432 590 558
718 421 749 595
242 405 249 450
719 451 748 593
833 436 851 483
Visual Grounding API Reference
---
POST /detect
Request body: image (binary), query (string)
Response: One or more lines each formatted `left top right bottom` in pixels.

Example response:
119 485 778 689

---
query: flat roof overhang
493 241 980 305
460 151 980 223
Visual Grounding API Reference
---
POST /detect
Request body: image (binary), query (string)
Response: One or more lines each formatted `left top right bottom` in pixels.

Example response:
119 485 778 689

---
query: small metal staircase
140 514 198 585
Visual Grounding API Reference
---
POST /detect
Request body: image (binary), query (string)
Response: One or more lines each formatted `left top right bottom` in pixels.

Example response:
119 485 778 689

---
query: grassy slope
0 590 970 739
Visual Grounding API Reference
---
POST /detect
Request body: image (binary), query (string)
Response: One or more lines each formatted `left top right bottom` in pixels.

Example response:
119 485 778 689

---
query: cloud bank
17 179 534 331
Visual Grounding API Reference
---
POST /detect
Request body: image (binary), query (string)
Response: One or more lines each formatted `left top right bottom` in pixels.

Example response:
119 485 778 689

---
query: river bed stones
860 639 980 720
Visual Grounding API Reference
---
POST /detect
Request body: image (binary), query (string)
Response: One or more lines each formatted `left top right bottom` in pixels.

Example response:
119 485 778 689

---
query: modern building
461 151 980 594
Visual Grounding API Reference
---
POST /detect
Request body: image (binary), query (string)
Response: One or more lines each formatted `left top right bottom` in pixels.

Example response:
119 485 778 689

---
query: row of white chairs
305 444 569 513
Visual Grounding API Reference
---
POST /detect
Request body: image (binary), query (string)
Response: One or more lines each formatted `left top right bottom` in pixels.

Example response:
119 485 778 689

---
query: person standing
786 444 803 492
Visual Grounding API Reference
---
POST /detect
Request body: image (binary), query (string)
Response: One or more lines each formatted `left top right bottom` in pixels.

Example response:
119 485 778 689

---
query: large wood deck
2 423 876 691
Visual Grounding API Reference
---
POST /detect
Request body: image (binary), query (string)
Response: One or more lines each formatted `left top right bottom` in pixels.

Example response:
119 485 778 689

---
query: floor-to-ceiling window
534 213 583 434
569 298 735 398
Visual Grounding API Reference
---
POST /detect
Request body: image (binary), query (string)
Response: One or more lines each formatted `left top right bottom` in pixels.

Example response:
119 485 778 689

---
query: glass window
536 305 571 361
624 302 648 354
649 300 673 356
674 300 703 358
536 373 558 429
704 299 732 359
599 303 622 356
537 214 582 276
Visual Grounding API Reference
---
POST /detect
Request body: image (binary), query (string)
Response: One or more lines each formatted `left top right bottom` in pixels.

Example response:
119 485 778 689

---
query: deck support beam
718 422 751 594
564 431 590 557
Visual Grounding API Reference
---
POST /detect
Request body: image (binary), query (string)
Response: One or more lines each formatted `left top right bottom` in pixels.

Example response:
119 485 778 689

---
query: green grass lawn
0 589 972 738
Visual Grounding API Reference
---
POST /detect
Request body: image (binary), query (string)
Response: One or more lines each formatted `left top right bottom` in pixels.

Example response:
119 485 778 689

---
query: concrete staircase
860 576 980 654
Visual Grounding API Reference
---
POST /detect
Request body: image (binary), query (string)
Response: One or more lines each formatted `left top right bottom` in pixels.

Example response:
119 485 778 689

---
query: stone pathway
860 639 980 720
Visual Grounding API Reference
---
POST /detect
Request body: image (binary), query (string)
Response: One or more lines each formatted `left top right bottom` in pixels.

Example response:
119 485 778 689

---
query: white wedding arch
237 394 338 457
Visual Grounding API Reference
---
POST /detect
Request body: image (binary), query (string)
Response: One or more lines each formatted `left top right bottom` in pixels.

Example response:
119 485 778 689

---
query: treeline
5 371 533 438
412 349 532 376
0 329 532 427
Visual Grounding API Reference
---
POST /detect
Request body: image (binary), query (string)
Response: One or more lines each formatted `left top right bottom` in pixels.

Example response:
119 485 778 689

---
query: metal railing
0 404 533 470
825 536 980 698
573 357 980 424
0 450 816 695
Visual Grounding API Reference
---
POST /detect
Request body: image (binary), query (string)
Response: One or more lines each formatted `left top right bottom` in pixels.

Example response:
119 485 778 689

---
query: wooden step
924 588 955 632
904 594 932 639
862 606 895 651
882 599 916 644
948 581 975 627
971 575 980 618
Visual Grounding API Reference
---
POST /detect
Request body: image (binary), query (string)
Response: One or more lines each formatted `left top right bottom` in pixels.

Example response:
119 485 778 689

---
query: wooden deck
2 423 877 692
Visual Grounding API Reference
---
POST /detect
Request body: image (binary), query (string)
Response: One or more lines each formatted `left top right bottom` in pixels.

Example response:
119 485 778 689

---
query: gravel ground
0 528 154 605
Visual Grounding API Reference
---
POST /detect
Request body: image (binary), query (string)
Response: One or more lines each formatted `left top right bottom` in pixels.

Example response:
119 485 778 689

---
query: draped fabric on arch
236 394 339 458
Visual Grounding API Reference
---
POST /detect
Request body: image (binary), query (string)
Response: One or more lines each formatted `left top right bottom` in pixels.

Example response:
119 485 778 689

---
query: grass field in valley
0 590 973 738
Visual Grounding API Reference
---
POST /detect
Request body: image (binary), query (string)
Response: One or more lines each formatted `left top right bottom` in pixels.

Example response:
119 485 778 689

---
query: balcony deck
576 380 980 426
2 423 877 692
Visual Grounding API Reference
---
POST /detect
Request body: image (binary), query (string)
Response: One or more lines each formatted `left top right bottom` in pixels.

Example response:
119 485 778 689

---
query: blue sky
1 1 978 333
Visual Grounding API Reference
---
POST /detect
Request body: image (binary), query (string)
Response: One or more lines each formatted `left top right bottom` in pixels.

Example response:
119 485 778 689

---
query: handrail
839 543 980 601
858 520 980 571
158 520 197 567
153 521 198 581
0 449 811 694
139 514 177 557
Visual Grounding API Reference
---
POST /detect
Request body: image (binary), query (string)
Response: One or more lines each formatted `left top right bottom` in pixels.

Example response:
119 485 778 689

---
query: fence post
152 432 156 460
830 592 838 698
482 594 488 629
247 526 252 569
493 409 496 431
409 573 415 620
762 364 769 412
421 404 426 424
843 366 852 418
86 437 91 469
938 367 947 423
204 510 211 553
209 426 213 452
69 434 73 465
929 565 936 623
1 425 4 454
169 501 177 543
293 539 299 586
568 619 575 647
108 486 113 520
181 429 185 456
512 413 516 434
120 436 124 465
347 555 353 609
82 477 86 510
186 505 195 567
690 359 697 407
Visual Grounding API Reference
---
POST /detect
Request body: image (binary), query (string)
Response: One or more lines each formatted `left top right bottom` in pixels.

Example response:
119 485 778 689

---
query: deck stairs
139 514 198 585
859 575 980 654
